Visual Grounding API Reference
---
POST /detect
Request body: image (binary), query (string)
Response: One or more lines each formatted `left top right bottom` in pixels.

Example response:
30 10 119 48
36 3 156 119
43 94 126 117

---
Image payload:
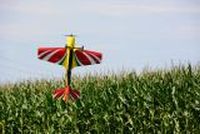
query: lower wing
38 47 67 65
73 49 102 67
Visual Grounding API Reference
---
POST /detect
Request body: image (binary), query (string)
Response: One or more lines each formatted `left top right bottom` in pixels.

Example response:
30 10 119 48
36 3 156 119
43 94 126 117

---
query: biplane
38 35 102 101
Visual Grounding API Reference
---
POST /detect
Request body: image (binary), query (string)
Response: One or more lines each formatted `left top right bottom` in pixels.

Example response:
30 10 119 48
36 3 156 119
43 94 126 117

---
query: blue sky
0 0 200 83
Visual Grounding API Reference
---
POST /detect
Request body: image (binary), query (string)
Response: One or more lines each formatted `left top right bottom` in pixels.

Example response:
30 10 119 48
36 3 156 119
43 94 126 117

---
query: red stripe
70 89 80 100
53 88 65 99
48 49 66 63
38 49 54 59
38 47 64 56
83 50 102 60
75 50 91 65
87 53 100 64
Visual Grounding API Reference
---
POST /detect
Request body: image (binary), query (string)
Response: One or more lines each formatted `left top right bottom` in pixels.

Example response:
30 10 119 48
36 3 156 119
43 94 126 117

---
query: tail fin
53 86 80 102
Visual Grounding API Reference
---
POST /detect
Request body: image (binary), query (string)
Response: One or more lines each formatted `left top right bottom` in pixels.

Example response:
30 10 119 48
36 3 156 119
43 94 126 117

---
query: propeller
64 34 77 37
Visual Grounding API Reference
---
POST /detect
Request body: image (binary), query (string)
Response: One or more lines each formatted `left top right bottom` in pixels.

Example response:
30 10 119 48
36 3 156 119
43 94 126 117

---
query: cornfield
0 65 200 133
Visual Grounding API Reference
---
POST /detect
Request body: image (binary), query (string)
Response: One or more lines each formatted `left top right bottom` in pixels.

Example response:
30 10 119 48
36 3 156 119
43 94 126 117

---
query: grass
0 64 200 133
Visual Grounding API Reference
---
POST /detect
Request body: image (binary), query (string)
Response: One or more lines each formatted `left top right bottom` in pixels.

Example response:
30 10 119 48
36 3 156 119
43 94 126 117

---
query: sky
0 0 200 83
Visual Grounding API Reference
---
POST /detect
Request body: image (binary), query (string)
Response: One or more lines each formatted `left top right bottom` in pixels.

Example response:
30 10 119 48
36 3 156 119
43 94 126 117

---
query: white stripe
82 52 96 65
75 54 84 66
53 93 64 100
38 49 52 58
42 49 61 61
55 50 67 64
88 53 101 63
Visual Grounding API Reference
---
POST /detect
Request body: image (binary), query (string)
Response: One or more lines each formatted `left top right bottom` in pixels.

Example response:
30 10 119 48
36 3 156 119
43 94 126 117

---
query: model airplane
37 35 102 101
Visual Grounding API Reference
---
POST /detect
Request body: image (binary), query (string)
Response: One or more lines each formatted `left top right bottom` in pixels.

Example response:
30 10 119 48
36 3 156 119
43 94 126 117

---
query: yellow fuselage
63 36 76 70
66 36 75 48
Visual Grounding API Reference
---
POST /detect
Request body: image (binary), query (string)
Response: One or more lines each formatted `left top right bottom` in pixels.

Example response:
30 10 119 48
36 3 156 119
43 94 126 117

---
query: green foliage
0 65 200 133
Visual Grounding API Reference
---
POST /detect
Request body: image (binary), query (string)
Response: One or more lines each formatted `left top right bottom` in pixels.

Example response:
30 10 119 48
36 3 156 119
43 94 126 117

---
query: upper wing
38 47 67 65
73 49 102 67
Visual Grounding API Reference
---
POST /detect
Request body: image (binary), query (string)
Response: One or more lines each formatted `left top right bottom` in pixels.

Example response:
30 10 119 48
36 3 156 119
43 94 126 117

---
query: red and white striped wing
38 47 67 65
74 50 102 66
